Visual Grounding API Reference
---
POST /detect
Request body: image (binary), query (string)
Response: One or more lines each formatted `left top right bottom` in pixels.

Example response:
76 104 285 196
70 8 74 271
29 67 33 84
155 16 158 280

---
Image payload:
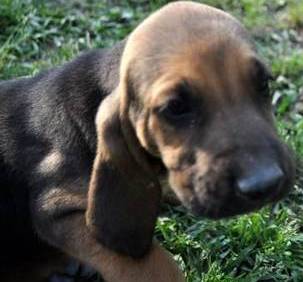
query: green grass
1 0 302 281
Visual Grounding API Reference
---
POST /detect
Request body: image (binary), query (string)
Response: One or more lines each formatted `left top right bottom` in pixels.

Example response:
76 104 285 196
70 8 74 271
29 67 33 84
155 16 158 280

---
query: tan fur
90 242 185 282
54 213 185 282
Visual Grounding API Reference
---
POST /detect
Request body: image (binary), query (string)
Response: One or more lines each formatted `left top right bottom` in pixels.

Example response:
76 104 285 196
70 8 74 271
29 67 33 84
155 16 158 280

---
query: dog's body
0 2 295 282
0 37 183 282
0 45 123 278
1 41 183 282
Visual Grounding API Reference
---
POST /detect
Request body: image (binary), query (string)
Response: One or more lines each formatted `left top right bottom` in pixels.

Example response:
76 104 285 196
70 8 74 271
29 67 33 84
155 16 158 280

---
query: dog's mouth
165 160 293 219
150 143 294 219
188 182 286 219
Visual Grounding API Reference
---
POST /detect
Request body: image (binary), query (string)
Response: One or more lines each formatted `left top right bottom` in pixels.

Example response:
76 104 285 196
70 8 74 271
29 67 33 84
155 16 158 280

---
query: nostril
236 164 284 199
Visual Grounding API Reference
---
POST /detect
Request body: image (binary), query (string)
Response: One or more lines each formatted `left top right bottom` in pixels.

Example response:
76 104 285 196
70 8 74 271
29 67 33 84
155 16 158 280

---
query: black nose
236 164 284 199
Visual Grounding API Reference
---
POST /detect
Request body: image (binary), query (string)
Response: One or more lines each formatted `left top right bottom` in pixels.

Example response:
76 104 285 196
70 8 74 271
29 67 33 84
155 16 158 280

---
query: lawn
0 0 303 281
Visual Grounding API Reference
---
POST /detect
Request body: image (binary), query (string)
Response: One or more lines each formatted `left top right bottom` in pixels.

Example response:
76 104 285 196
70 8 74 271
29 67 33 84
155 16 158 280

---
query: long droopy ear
86 86 161 259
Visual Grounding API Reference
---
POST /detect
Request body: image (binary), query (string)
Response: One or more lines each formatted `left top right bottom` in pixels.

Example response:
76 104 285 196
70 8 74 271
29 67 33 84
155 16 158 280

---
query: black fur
0 40 126 274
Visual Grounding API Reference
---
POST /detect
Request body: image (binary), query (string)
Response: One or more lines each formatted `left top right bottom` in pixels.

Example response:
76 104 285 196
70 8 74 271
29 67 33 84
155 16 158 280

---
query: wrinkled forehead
161 40 256 96
126 37 257 107
144 43 256 110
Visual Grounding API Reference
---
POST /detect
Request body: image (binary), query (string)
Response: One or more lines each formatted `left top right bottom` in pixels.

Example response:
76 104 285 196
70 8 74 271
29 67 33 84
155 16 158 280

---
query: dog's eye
159 96 192 121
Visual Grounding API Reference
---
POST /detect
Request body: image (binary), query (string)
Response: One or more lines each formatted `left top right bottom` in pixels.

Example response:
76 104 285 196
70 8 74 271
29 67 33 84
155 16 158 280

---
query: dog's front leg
30 182 184 282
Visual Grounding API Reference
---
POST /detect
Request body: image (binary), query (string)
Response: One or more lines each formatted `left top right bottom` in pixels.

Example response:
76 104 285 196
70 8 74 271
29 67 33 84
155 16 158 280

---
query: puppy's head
87 2 295 259
120 1 294 218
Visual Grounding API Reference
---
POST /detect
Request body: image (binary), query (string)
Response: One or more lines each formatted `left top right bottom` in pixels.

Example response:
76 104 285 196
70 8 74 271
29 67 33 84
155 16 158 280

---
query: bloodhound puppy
0 1 295 281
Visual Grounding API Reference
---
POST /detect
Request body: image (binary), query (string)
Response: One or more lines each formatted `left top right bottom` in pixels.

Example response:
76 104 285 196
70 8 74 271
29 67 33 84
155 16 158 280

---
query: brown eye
156 80 196 123
158 96 193 121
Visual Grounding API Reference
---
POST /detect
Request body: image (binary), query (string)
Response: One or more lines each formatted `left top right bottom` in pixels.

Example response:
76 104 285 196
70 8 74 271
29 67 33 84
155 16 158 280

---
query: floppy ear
86 88 161 259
